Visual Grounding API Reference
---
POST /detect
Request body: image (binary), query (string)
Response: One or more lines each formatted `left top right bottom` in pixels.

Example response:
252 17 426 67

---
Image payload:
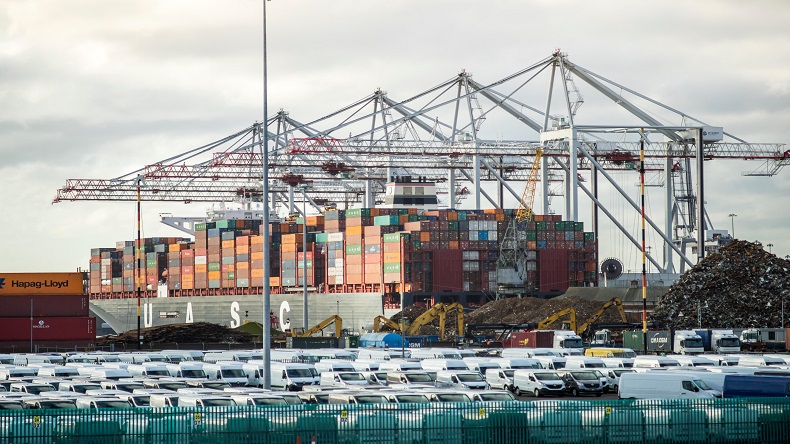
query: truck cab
552 331 584 349
673 330 705 355
710 330 741 353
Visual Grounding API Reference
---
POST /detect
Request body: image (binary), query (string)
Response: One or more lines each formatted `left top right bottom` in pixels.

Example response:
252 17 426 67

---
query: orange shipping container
221 264 235 273
384 252 401 263
236 261 249 270
236 245 249 255
270 277 280 287
250 236 264 245
195 264 208 273
251 269 264 279
208 271 221 281
251 251 264 261
420 232 431 242
281 243 297 253
222 240 234 249
346 234 363 244
346 226 363 236
0 272 84 296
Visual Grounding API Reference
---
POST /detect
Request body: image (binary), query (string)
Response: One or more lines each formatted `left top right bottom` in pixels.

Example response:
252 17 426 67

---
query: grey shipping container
623 330 672 353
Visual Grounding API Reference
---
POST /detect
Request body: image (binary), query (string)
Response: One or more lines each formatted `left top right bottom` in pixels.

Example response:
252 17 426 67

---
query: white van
37 367 80 378
360 371 389 386
356 349 397 361
600 358 635 368
178 395 236 407
240 363 265 388
350 360 380 371
435 370 488 390
202 363 248 386
319 371 369 388
314 360 356 374
733 355 786 367
269 362 319 391
420 359 469 372
385 371 435 388
0 366 38 380
462 358 501 375
489 357 543 370
618 372 722 399
148 393 181 408
203 351 255 364
164 363 206 379
532 356 567 370
500 348 557 358
672 355 717 367
485 368 516 392
632 357 680 369
409 348 463 360
127 364 170 377
512 370 565 397
89 368 132 380
564 357 607 369
378 360 423 372
603 368 634 392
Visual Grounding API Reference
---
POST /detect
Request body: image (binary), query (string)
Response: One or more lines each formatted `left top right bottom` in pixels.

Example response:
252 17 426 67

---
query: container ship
88 181 598 335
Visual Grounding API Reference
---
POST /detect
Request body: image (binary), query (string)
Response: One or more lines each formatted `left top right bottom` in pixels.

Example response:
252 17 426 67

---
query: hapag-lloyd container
0 272 84 296
0 294 89 317
0 317 95 341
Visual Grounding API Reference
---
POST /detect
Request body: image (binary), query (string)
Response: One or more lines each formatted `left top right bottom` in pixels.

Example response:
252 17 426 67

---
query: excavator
373 302 465 341
536 307 577 331
291 315 343 338
577 297 628 336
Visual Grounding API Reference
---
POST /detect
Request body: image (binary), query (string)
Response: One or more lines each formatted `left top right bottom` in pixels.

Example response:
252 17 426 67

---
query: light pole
261 0 272 390
299 184 309 331
767 243 774 254
728 213 737 238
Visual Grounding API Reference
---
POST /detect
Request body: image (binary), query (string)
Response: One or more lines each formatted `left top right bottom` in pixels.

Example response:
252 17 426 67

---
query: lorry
722 374 790 398
709 329 741 353
738 328 787 351
673 330 705 355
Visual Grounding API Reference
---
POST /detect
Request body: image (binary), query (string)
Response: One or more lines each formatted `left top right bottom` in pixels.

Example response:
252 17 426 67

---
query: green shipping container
297 260 313 269
584 232 596 241
374 215 400 226
315 233 329 243
447 221 459 231
195 223 207 231
146 259 158 268
216 219 236 229
383 232 410 243
526 231 537 241
345 208 371 218
383 263 402 273
346 244 363 255
536 221 547 231
208 263 221 272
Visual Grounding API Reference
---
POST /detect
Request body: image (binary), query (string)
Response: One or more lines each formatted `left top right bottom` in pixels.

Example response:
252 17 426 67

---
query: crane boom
516 147 543 222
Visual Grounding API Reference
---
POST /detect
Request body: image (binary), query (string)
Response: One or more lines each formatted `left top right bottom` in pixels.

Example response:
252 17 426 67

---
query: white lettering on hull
230 302 241 328
280 301 291 331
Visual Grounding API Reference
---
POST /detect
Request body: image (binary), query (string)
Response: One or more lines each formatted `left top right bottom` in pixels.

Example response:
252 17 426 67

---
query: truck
710 330 741 353
739 328 788 352
673 330 705 355
722 374 790 398
552 330 584 349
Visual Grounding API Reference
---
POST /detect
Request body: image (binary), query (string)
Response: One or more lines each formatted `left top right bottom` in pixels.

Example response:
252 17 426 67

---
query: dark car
559 370 603 397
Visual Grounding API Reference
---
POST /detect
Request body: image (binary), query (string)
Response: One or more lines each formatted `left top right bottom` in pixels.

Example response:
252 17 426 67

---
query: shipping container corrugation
538 249 570 293
0 317 95 341
0 294 89 318
0 273 84 296
433 249 463 292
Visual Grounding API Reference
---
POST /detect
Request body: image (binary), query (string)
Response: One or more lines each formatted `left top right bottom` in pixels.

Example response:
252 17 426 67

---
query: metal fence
2 398 789 443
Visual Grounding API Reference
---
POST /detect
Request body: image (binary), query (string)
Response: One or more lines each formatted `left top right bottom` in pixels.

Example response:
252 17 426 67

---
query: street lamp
299 184 309 331
728 213 737 238
767 243 774 254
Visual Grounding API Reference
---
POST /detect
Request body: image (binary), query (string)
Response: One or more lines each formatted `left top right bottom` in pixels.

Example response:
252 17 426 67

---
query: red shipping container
504 331 554 348
0 295 90 318
433 250 463 292
539 249 570 293
0 317 95 341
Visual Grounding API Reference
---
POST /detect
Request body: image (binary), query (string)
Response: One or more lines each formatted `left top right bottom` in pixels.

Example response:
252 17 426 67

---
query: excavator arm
537 307 577 331
292 315 342 338
437 302 465 340
577 298 628 335
404 302 466 341
373 315 402 333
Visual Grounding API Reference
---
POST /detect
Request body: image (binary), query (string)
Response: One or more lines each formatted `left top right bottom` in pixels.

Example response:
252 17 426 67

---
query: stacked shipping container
88 208 598 299
0 272 95 352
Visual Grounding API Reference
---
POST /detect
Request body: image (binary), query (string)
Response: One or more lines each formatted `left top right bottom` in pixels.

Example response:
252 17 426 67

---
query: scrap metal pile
96 322 255 346
651 240 790 329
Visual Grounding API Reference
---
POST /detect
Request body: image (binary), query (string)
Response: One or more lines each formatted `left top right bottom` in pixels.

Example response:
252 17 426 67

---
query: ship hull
90 292 388 336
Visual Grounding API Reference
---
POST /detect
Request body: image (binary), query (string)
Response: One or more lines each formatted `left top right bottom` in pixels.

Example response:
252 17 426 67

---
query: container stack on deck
87 208 598 300
0 272 95 353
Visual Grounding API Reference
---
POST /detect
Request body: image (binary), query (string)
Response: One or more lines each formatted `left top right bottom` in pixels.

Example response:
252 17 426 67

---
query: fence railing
2 398 789 443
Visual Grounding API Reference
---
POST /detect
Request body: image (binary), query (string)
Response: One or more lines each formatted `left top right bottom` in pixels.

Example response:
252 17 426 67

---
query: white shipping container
328 232 344 242
469 231 479 241
462 251 480 260
195 256 207 265
489 231 498 241
469 221 479 231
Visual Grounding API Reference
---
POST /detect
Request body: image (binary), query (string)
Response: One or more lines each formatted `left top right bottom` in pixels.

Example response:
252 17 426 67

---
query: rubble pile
466 295 628 328
96 322 255 346
386 295 628 338
651 240 790 329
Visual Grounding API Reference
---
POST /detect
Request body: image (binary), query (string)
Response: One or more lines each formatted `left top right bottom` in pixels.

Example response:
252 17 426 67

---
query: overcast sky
2 0 788 275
